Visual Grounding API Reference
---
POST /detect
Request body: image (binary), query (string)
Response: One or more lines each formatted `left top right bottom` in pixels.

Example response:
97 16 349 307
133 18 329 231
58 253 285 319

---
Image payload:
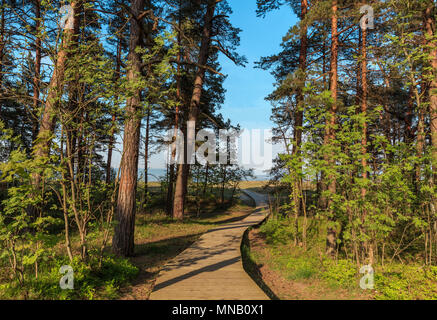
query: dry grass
239 180 271 190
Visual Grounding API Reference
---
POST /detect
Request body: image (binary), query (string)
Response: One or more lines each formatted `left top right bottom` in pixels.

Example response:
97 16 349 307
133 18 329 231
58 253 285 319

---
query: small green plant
321 259 358 288
260 216 295 245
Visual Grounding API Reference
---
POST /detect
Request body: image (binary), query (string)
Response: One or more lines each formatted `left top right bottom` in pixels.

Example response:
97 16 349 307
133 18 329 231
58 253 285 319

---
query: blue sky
218 0 297 130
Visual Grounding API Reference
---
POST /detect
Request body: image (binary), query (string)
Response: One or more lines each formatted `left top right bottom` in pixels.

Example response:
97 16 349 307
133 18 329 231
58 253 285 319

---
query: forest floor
118 197 257 300
245 228 372 300
238 183 373 300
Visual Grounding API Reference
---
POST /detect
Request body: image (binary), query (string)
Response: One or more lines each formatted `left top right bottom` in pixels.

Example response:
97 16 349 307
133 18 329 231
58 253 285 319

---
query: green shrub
375 265 437 300
259 216 294 245
321 259 358 288
0 254 138 300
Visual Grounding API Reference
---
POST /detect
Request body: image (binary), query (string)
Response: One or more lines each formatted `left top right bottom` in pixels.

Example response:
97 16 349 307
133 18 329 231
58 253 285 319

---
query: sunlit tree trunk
425 1 437 266
106 38 122 184
426 4 437 183
32 1 81 185
325 0 338 257
31 0 42 145
112 0 145 257
167 0 183 215
144 107 151 204
292 0 308 247
360 23 373 265
0 0 5 117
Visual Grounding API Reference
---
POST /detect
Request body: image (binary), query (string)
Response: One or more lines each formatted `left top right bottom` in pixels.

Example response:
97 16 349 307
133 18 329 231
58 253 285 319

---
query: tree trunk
325 0 338 257
425 4 437 185
221 167 226 205
292 0 308 246
172 0 217 219
106 38 122 184
144 107 151 204
32 1 80 185
112 0 145 257
167 2 183 215
31 0 42 145
173 163 187 219
166 0 184 215
425 4 437 263
0 0 5 117
360 22 372 264
203 163 209 196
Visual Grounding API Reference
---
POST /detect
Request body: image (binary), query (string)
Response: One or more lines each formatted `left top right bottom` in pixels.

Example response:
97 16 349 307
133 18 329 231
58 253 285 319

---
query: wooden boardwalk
149 190 270 300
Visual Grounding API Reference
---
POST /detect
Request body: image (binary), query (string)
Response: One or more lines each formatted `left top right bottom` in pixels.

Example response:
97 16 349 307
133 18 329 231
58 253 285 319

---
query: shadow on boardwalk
149 191 270 300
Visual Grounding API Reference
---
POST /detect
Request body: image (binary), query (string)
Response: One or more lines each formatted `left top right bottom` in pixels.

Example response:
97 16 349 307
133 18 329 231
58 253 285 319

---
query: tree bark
173 163 186 219
425 4 437 185
221 166 226 205
167 1 183 215
360 22 372 264
292 0 308 246
112 0 145 257
425 3 437 262
325 0 338 257
106 38 122 184
32 1 81 185
0 0 5 117
31 0 42 144
203 163 209 196
144 107 151 204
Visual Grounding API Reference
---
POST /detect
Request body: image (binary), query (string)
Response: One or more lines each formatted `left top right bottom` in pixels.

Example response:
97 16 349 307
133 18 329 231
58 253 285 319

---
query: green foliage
321 259 358 288
0 255 138 300
257 216 437 299
260 216 295 245
374 265 437 300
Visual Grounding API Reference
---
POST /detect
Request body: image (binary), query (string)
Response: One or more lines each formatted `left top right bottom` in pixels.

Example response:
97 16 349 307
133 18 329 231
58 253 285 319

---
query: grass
245 231 372 299
241 227 279 300
245 214 437 300
239 181 270 191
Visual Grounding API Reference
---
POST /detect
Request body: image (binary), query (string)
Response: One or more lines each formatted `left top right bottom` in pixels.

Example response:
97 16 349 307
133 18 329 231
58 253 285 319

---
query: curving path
149 190 270 300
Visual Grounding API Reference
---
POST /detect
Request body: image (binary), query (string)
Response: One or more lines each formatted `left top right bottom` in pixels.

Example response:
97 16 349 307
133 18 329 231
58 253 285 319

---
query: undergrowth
256 215 437 300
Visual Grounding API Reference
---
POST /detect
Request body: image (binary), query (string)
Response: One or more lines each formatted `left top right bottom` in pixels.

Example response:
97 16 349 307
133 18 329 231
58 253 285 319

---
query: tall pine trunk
360 22 372 264
106 38 122 184
325 0 338 257
426 4 437 183
167 1 183 215
31 0 42 145
173 163 186 219
32 1 80 185
144 107 151 204
425 1 437 265
172 0 217 219
112 0 145 256
292 0 308 247
0 0 5 117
